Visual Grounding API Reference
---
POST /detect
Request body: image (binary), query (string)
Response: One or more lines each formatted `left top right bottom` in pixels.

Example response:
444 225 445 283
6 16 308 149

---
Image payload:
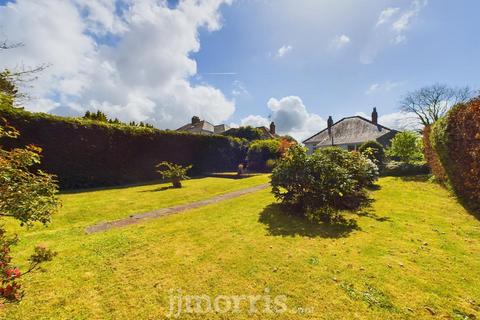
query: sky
0 0 479 140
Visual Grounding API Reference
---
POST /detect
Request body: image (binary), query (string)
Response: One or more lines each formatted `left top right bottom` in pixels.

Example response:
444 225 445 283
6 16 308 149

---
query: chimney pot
327 116 333 133
191 116 200 124
371 108 378 124
269 122 276 135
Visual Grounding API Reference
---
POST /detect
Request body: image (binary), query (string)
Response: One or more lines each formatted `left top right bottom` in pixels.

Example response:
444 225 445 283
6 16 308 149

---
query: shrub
247 139 281 172
386 131 424 164
422 125 448 184
0 119 59 303
431 98 480 212
271 146 377 223
156 162 192 188
265 159 277 172
358 140 385 166
382 161 430 177
222 126 264 141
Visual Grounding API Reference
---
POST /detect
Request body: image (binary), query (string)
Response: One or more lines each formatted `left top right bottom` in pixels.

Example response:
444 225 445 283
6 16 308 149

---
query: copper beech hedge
431 97 480 213
422 125 447 184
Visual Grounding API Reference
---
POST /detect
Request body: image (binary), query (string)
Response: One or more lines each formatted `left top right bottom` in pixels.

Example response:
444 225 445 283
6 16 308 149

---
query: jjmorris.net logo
166 288 313 318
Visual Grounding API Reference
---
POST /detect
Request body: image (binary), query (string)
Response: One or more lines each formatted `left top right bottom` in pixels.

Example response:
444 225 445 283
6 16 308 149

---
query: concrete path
85 183 269 234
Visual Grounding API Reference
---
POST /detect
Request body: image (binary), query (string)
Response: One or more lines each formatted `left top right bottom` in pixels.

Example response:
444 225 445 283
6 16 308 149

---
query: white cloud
0 0 234 129
241 96 326 141
392 0 427 33
365 81 403 95
376 7 400 26
379 111 421 131
240 115 270 128
231 80 249 97
365 84 381 95
330 34 351 50
361 0 427 63
357 110 420 130
275 44 293 58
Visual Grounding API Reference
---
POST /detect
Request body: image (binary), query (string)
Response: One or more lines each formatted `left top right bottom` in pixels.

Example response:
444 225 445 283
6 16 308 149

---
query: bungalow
303 108 398 154
176 116 230 135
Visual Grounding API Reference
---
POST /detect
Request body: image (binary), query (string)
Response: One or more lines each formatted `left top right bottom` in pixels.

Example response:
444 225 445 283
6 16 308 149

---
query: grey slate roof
177 121 229 135
214 124 230 134
176 120 215 134
303 116 398 147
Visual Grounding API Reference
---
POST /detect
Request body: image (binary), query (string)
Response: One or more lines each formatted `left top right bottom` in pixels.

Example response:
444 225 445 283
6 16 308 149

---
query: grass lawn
3 176 480 319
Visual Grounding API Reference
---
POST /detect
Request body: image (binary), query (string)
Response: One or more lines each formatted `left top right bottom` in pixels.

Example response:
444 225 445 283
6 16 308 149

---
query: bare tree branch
400 83 474 127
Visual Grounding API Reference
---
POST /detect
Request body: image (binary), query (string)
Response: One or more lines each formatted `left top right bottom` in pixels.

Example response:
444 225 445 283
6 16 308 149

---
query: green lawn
3 176 480 319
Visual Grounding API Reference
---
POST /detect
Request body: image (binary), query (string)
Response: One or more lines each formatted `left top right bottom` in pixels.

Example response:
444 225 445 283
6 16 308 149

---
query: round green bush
358 140 385 165
271 146 378 223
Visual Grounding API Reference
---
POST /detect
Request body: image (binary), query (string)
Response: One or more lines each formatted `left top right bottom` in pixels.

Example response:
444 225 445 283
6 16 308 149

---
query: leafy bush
358 140 385 166
0 119 59 303
0 107 246 189
156 161 192 188
265 159 277 171
382 161 430 177
247 139 281 172
422 125 448 184
386 131 424 164
222 126 264 141
271 146 378 223
431 97 480 212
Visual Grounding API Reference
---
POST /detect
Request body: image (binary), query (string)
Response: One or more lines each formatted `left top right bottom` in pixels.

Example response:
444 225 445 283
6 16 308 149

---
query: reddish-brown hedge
422 125 447 184
431 97 480 213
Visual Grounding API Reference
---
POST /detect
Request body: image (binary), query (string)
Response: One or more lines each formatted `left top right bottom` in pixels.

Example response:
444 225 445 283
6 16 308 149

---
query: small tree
155 162 192 188
400 84 473 127
386 131 424 164
0 117 59 304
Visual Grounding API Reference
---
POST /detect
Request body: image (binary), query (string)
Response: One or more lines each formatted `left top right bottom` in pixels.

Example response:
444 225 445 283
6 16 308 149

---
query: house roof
214 124 230 134
176 120 215 134
303 116 397 147
256 126 277 139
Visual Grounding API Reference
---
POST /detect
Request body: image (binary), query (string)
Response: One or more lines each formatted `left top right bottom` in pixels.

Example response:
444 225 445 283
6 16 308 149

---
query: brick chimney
191 116 200 124
269 122 276 135
371 107 378 125
327 116 333 133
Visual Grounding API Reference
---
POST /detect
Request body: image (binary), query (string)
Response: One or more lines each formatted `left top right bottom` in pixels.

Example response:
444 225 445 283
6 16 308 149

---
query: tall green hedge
0 107 247 189
431 98 480 213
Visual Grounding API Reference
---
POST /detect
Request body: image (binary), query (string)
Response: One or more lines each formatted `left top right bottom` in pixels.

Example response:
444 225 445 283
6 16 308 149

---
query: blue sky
0 0 479 139
194 0 479 120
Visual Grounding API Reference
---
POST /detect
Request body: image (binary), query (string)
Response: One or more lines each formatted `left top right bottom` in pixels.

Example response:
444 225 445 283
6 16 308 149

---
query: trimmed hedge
0 107 247 189
431 98 480 212
382 161 430 177
422 125 448 184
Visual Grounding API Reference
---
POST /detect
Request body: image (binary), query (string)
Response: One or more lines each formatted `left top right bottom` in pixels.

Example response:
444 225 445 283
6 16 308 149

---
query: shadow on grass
399 175 431 182
355 210 391 222
366 183 381 191
139 186 175 192
60 176 206 194
258 203 360 239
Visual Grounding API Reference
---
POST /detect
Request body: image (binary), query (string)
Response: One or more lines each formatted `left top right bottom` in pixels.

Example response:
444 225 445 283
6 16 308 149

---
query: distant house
176 116 230 135
303 108 398 154
256 122 277 139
